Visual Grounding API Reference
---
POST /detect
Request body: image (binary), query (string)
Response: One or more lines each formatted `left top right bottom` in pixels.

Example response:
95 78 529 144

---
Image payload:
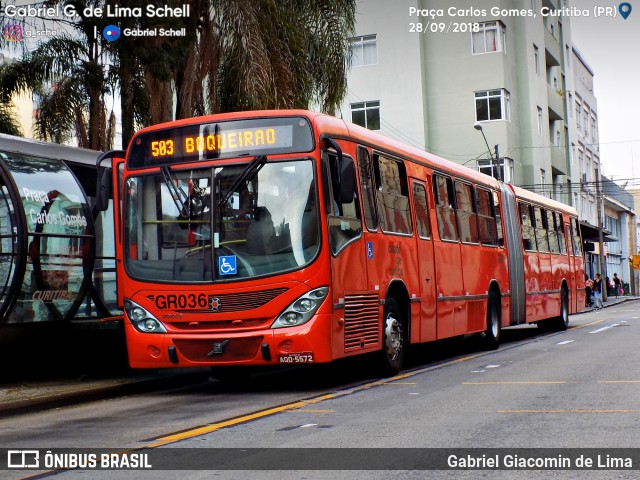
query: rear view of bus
120 112 334 369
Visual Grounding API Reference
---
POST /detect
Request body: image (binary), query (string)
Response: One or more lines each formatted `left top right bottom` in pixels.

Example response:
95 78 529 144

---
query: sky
569 0 640 184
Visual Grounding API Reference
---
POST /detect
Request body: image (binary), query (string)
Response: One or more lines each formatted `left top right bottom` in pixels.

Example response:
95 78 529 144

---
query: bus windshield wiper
218 155 267 207
161 165 188 212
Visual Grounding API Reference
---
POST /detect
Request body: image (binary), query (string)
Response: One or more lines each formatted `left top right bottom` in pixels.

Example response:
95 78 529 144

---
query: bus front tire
379 297 405 377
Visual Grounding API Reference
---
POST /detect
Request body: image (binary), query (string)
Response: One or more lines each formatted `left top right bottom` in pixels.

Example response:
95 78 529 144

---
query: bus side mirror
95 166 111 213
338 157 356 203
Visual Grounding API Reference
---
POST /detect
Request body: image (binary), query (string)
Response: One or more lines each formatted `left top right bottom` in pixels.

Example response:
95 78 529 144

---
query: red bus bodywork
112 110 585 372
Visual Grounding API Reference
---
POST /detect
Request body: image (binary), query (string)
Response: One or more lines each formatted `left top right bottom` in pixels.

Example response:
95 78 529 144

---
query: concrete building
340 0 639 291
340 0 578 196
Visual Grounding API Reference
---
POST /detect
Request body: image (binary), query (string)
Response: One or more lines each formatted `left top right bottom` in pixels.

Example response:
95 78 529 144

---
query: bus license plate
278 352 314 364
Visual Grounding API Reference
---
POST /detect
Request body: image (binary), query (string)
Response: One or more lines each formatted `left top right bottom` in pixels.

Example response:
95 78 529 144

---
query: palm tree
0 0 117 150
0 100 23 136
113 0 355 144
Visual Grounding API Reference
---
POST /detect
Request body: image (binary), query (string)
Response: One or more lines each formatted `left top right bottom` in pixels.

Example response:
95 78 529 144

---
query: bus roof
0 134 100 166
508 183 579 216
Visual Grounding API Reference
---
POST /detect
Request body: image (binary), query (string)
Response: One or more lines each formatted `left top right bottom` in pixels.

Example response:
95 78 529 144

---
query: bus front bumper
124 313 333 369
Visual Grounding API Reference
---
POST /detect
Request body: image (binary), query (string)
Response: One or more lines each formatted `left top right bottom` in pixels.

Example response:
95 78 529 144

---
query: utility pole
595 168 607 301
494 145 502 182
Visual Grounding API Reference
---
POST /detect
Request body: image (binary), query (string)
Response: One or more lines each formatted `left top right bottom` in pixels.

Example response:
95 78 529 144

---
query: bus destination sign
127 116 314 168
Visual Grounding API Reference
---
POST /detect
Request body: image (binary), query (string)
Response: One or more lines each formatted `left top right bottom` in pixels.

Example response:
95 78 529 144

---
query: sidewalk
580 294 638 313
0 368 209 418
1 296 638 419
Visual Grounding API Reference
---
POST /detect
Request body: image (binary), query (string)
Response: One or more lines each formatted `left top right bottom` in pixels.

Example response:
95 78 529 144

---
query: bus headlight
124 299 167 334
271 287 328 329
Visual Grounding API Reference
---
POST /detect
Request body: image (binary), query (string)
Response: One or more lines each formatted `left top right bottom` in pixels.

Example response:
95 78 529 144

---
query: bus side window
326 152 362 255
357 146 378 231
476 187 498 246
555 211 567 254
492 191 504 246
571 217 583 256
412 182 431 239
373 153 412 235
454 180 479 244
433 174 458 241
519 202 536 251
534 206 549 253
547 209 560 254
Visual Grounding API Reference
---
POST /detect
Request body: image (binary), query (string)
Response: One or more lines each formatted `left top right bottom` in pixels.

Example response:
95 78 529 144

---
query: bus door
324 147 371 358
411 180 437 342
432 174 466 338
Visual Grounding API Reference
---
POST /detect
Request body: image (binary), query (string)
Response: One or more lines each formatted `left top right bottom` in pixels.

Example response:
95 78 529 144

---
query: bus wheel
554 288 570 331
482 291 501 350
379 297 405 376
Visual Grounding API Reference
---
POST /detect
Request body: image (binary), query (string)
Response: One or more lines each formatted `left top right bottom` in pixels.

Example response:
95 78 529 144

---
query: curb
0 370 209 418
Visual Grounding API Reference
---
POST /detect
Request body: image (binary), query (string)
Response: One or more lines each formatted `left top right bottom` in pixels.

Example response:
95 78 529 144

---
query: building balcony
550 145 567 175
544 28 561 67
547 84 564 120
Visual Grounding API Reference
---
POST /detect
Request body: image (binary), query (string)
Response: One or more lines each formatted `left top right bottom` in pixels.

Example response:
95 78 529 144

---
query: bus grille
344 294 380 352
173 337 263 362
210 288 288 312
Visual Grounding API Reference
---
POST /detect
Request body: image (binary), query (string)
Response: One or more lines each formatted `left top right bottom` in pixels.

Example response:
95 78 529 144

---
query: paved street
1 299 639 479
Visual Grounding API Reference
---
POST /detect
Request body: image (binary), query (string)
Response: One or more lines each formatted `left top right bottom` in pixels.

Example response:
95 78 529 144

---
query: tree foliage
0 0 356 148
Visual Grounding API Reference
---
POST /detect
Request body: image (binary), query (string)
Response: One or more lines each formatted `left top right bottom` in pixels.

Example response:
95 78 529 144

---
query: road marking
485 365 500 369
293 409 336 413
463 381 566 385
385 382 417 385
598 381 640 384
557 340 574 345
499 409 640 414
300 423 318 428
589 324 619 333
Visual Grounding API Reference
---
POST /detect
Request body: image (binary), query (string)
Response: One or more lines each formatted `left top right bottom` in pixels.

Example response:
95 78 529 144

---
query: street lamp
474 122 502 181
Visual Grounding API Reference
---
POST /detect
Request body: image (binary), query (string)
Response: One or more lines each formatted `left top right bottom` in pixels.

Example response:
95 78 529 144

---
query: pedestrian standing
585 274 593 307
613 273 621 298
593 273 603 309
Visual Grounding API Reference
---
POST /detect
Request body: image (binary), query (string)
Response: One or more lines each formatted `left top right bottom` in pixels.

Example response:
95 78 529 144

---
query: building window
540 169 547 197
475 89 510 122
351 101 380 130
568 93 573 116
537 106 543 135
583 109 589 140
534 44 539 74
349 35 377 67
556 130 561 148
591 116 597 143
472 21 506 54
477 157 512 182
575 101 582 130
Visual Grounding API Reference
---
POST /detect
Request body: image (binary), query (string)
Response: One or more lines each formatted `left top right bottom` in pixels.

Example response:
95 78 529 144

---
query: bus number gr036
154 293 209 310
278 352 314 364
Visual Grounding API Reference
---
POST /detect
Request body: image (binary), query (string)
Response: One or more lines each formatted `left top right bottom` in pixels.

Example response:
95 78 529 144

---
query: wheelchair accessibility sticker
218 255 237 275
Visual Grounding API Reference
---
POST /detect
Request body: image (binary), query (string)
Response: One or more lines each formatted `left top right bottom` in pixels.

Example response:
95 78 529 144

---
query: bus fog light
272 287 329 329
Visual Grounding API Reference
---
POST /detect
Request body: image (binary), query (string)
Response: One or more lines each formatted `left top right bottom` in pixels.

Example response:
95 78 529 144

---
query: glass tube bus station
0 134 121 369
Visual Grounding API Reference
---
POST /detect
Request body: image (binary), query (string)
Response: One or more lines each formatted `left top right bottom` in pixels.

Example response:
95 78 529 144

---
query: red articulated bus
97 110 585 375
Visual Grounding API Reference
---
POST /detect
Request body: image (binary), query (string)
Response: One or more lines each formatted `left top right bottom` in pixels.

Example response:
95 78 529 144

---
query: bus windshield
124 159 319 282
